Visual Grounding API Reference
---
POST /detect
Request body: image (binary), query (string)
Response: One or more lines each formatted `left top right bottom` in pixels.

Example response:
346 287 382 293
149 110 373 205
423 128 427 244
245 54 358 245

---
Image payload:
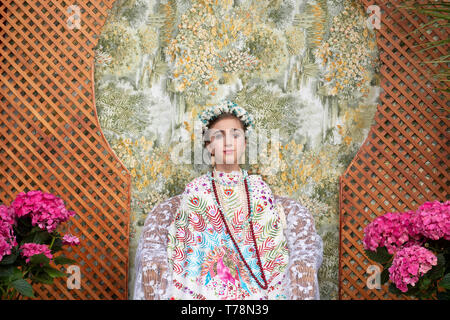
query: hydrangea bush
0 190 80 299
363 200 450 299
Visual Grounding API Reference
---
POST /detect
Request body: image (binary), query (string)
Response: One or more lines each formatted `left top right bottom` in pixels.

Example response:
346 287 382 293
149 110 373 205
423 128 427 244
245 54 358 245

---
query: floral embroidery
167 171 289 299
223 188 233 197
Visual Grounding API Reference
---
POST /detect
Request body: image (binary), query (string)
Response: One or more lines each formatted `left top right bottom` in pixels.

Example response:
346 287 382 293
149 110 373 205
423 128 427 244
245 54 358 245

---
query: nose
224 131 234 146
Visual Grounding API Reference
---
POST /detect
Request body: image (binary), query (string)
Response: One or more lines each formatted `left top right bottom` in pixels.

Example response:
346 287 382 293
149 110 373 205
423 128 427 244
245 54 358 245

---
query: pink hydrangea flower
0 205 17 262
20 243 53 263
388 245 437 292
0 223 17 262
11 190 76 233
62 234 80 246
0 204 16 226
363 210 419 254
410 200 450 241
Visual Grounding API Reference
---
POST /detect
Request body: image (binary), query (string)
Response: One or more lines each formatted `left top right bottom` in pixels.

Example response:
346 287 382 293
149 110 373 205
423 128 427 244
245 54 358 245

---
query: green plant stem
0 285 6 299
49 236 56 250
10 288 18 300
14 287 22 300
5 285 15 300
23 268 30 278
5 285 10 299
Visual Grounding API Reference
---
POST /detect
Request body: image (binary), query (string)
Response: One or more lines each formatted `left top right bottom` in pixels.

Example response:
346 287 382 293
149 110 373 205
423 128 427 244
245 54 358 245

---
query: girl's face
206 117 246 166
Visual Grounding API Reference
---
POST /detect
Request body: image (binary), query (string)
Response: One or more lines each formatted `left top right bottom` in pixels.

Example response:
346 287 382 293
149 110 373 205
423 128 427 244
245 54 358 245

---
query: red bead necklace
211 170 269 290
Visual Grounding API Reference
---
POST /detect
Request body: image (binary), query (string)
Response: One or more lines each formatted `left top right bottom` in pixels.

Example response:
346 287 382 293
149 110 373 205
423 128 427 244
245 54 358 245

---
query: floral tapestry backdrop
93 0 380 299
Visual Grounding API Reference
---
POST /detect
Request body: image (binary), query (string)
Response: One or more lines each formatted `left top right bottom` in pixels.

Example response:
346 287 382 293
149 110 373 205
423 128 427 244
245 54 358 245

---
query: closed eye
212 132 224 139
232 128 244 138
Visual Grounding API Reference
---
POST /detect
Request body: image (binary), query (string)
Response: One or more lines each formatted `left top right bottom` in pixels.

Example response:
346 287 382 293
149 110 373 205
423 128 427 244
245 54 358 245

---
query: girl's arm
133 195 182 300
134 180 196 299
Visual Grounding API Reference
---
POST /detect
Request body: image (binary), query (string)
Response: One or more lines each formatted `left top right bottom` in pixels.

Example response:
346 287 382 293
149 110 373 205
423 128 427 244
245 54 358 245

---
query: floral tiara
198 100 255 135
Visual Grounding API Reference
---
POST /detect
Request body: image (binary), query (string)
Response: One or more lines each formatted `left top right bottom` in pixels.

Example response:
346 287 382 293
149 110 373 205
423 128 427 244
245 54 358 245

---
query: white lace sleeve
275 196 323 300
133 195 181 300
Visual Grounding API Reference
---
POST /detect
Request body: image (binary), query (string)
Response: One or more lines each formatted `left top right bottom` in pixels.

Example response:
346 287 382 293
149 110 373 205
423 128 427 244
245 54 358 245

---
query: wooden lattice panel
0 0 131 299
1 0 448 301
339 1 449 299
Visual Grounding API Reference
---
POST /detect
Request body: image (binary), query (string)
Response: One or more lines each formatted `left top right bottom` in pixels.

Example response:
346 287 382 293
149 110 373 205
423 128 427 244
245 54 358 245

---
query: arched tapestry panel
1 0 447 300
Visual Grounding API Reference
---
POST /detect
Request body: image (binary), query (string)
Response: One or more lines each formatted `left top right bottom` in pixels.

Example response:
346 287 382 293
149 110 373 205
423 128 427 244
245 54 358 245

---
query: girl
134 100 322 300
166 100 290 299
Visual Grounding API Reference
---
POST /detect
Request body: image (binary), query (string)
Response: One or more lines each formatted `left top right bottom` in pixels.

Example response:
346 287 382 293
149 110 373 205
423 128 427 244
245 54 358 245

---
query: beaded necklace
215 171 249 238
208 169 269 290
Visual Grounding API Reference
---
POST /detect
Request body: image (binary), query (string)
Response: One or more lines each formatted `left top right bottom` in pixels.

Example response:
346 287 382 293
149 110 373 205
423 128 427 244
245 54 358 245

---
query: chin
224 155 237 162
216 159 236 165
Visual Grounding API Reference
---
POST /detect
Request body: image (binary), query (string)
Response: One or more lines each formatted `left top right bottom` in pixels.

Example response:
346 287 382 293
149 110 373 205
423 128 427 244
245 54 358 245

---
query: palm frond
413 39 450 52
422 54 450 64
401 19 449 38
415 9 450 20
395 1 449 92
404 2 450 8
394 1 450 13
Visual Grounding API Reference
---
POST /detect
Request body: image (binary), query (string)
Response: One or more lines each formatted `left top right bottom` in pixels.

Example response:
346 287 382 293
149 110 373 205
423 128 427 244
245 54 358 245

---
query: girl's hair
203 112 247 148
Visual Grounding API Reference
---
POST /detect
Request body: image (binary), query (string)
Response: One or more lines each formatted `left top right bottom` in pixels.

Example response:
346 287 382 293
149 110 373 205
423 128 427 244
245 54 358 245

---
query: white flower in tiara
198 100 255 134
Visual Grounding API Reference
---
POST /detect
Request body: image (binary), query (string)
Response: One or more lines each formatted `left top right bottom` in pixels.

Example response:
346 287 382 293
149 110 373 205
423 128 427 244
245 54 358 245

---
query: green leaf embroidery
186 195 207 214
